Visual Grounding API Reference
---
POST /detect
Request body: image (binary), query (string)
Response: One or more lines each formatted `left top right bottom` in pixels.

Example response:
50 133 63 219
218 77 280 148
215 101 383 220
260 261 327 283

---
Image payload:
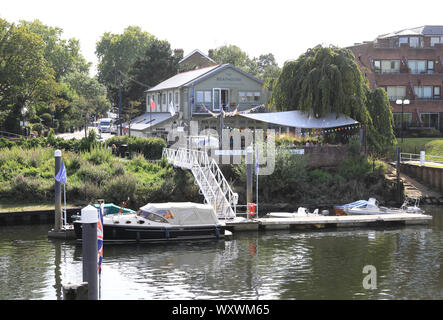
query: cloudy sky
2 0 442 75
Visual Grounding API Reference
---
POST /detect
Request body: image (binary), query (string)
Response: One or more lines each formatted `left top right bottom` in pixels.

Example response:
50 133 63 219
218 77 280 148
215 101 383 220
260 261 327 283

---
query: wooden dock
222 213 432 232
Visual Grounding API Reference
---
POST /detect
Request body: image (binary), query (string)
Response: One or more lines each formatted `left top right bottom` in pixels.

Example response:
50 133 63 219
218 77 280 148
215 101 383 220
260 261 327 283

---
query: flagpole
63 183 66 227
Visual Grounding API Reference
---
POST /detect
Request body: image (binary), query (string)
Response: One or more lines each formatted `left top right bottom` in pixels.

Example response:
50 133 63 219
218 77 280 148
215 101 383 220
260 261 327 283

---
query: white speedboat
74 202 225 243
343 197 424 215
266 207 320 218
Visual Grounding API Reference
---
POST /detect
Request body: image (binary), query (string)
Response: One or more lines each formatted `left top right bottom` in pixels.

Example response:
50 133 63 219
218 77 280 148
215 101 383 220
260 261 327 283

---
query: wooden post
63 282 89 300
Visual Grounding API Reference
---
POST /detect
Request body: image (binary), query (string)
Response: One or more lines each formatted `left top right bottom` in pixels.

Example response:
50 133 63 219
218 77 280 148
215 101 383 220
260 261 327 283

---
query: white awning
239 110 359 129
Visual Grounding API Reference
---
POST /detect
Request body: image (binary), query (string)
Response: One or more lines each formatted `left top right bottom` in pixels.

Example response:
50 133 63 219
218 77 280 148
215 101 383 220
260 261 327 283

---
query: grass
0 201 82 213
397 138 443 154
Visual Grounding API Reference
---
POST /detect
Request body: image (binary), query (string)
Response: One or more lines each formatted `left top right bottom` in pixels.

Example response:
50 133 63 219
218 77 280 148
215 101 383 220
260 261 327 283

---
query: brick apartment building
348 26 443 131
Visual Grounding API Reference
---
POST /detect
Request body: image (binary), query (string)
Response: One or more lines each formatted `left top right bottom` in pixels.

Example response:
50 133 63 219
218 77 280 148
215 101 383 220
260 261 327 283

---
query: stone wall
400 163 443 193
303 145 348 168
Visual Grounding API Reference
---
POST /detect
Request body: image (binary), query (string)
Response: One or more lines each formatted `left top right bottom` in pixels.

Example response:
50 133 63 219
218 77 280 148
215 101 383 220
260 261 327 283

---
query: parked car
98 118 113 133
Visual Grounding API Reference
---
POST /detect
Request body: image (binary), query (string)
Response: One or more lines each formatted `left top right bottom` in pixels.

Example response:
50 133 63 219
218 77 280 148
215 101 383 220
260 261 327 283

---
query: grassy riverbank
0 143 201 210
0 136 402 212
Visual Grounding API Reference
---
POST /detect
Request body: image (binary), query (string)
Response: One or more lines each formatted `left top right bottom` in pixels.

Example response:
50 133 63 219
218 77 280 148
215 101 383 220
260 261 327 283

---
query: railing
0 131 27 139
162 147 238 219
400 152 443 165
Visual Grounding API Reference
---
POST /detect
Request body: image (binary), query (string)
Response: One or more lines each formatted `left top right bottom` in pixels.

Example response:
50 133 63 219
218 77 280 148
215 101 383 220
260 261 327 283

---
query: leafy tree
210 44 250 69
365 87 396 153
19 20 91 80
270 45 369 124
60 71 111 120
125 38 180 114
0 19 58 133
96 26 155 108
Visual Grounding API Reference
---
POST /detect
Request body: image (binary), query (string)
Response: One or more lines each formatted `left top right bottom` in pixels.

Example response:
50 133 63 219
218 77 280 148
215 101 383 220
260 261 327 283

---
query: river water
0 206 442 300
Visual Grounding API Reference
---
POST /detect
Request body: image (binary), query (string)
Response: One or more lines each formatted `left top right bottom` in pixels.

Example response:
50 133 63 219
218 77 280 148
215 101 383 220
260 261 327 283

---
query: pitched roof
146 65 220 92
123 112 173 131
178 49 215 64
145 64 263 93
377 25 443 39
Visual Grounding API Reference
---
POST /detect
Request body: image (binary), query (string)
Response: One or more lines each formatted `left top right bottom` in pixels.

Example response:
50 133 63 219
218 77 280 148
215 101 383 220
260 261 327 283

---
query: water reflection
0 207 442 300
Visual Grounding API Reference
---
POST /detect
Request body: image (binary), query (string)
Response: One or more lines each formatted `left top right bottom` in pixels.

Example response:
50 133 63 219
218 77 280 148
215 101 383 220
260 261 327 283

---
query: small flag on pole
168 100 176 116
150 98 156 110
97 202 104 274
255 146 259 175
55 158 67 183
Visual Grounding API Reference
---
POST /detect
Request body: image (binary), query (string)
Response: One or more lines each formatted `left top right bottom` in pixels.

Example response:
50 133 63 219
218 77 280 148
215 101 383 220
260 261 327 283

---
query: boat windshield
140 210 169 223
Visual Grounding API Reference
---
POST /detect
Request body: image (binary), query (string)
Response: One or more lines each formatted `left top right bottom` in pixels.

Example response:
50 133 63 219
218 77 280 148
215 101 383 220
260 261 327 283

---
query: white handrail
162 147 237 218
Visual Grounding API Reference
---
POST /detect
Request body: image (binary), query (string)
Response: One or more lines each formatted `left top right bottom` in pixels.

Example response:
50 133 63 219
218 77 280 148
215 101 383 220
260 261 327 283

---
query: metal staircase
162 147 238 219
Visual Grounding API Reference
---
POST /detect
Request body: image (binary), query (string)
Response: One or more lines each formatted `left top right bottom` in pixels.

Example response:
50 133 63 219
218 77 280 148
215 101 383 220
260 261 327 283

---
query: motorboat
73 202 226 243
71 202 135 222
266 207 321 218
338 197 424 215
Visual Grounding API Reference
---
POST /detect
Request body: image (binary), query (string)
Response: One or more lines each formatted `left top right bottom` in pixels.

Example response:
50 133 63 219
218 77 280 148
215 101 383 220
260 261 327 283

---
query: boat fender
215 227 220 239
165 228 170 238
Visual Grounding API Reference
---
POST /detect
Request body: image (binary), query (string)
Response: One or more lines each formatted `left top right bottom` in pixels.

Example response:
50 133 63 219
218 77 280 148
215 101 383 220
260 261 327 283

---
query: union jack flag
97 203 104 274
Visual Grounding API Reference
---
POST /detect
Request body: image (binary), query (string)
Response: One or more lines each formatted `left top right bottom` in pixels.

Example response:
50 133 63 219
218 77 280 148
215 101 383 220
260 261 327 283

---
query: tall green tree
19 20 91 80
210 44 250 69
0 19 58 133
365 87 396 153
125 38 180 115
96 26 155 108
61 71 111 120
270 45 369 123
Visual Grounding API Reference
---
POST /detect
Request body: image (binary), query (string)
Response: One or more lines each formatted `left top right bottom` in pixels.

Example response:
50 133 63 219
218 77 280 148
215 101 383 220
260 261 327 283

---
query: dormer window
399 37 408 46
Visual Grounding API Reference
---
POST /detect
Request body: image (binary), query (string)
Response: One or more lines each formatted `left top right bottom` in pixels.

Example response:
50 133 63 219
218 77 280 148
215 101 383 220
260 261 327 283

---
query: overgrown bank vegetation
1 134 402 211
0 140 200 209
227 141 399 210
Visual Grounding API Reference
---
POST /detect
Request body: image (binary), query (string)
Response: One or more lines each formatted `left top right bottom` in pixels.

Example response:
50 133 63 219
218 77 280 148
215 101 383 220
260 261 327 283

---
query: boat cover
334 200 369 209
139 202 219 226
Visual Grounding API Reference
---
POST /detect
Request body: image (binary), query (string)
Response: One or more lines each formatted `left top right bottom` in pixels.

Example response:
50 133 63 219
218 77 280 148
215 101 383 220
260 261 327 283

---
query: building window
175 92 179 104
434 86 441 99
168 92 172 104
409 37 423 48
196 90 212 108
414 86 433 99
162 93 166 105
420 113 439 129
408 60 427 74
386 86 406 101
428 60 434 74
393 113 412 128
374 60 381 73
375 60 400 74
430 36 443 47
239 91 261 103
399 37 408 46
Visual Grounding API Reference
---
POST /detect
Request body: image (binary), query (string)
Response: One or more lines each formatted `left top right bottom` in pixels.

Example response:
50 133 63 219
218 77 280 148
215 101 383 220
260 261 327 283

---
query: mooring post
246 146 253 219
54 150 62 231
81 205 99 300
396 146 401 201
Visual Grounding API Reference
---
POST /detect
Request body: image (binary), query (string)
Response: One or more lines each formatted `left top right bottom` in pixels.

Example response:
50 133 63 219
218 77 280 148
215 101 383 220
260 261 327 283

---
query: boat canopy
239 110 359 129
139 202 219 225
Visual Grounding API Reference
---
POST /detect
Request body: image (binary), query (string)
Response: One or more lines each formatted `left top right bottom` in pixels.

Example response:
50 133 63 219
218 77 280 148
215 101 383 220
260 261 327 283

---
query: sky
2 0 443 76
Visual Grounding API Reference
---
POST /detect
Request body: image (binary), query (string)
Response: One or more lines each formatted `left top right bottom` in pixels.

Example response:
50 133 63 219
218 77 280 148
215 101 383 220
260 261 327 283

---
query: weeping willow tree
365 87 397 153
270 45 396 153
270 45 370 124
